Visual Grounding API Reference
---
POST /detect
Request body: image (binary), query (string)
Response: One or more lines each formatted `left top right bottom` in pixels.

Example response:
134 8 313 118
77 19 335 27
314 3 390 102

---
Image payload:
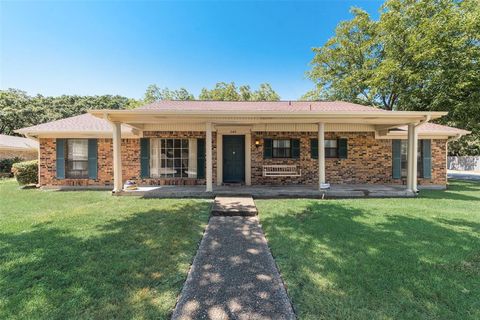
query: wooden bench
263 165 301 177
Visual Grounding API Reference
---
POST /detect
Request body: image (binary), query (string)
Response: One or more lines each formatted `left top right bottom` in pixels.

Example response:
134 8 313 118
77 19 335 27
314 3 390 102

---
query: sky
0 0 382 100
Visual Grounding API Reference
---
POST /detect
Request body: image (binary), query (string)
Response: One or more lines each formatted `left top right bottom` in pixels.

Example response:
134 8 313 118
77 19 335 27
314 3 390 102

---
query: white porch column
206 122 213 192
318 122 326 189
245 132 252 186
406 123 417 192
412 125 419 192
112 122 123 193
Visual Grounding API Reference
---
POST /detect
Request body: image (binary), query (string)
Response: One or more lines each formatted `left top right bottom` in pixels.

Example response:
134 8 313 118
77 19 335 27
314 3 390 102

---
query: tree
199 82 280 101
143 84 194 103
251 83 281 101
239 85 252 101
199 82 241 101
306 8 381 106
305 0 480 155
0 89 140 136
0 89 41 135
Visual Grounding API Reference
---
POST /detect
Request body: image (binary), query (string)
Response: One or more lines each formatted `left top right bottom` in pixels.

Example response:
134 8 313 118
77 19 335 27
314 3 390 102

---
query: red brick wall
250 132 447 186
251 132 393 184
38 132 447 187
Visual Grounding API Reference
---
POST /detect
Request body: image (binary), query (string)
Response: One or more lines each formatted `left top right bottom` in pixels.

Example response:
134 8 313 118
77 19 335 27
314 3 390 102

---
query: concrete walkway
211 197 258 216
127 184 415 199
171 215 295 320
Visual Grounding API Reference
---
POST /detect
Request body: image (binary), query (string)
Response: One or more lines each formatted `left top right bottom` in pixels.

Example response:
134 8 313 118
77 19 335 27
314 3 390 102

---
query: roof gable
15 113 133 136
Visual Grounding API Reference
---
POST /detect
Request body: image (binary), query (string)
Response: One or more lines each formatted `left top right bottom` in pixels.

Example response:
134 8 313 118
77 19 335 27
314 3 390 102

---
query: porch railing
263 165 301 177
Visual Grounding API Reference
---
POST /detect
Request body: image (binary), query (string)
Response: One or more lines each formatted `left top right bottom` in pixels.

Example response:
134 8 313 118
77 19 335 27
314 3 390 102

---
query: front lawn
257 180 480 320
0 179 211 320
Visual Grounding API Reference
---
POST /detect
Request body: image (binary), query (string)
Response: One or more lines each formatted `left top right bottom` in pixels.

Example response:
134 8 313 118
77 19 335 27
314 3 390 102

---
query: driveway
448 170 480 181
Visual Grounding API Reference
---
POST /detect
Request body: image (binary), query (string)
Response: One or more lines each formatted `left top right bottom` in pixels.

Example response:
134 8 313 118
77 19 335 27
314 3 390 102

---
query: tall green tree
143 85 194 103
199 82 280 101
0 89 43 135
251 83 281 101
0 89 140 136
199 82 241 101
305 0 480 155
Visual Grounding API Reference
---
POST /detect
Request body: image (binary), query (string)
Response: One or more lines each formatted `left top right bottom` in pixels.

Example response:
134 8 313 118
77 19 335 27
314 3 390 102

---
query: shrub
12 160 38 185
0 157 23 175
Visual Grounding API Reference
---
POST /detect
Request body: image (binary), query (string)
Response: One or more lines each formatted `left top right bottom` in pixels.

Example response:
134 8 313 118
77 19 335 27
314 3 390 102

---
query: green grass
0 179 211 320
256 180 480 320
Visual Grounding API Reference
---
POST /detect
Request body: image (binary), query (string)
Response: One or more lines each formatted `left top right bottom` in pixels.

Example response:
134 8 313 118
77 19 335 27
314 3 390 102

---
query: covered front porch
89 105 447 195
118 184 416 199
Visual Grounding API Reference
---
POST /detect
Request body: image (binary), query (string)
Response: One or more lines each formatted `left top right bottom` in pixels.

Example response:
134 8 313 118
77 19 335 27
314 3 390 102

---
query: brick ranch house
16 101 469 194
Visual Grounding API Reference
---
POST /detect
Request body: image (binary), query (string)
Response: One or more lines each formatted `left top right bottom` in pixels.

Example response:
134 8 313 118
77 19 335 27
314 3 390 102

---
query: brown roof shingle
0 134 38 150
137 100 388 112
397 122 470 135
14 102 469 137
15 113 133 134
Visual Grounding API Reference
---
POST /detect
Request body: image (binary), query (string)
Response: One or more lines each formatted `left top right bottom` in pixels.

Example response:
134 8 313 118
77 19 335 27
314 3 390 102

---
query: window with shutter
310 138 344 159
197 138 206 179
265 139 300 159
422 140 432 179
87 139 98 179
263 138 273 159
140 138 150 178
56 139 65 179
310 139 318 159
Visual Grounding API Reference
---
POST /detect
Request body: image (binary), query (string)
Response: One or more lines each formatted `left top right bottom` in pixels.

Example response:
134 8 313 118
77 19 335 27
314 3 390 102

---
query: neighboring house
16 101 469 192
0 134 38 160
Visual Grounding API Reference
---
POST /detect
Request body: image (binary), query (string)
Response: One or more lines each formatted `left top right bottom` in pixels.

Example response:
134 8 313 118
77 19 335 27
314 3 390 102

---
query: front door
223 135 245 183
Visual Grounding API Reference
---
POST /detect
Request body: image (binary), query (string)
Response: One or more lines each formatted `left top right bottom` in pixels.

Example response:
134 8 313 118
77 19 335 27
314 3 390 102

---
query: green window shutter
291 139 300 159
392 140 402 179
422 139 432 179
197 138 205 179
56 139 65 179
338 138 348 159
140 138 150 178
311 139 318 159
87 139 98 179
264 138 273 159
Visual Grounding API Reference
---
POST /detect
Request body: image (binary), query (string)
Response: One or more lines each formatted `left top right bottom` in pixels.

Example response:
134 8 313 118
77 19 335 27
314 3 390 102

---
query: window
150 138 189 178
311 138 347 159
273 139 291 158
66 139 88 178
264 138 300 159
400 140 423 177
325 140 338 158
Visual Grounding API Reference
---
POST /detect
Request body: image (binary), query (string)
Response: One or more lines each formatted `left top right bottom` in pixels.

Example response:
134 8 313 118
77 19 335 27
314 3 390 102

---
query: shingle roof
0 134 38 150
138 100 388 112
14 102 469 137
15 113 133 135
397 123 470 135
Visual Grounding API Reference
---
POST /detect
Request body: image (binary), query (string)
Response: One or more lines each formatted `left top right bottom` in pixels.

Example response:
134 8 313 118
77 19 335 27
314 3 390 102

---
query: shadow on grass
0 201 211 320
419 179 480 201
261 201 480 319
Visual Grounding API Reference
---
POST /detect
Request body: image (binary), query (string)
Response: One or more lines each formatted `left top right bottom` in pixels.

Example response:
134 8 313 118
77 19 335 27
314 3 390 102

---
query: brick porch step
211 196 258 216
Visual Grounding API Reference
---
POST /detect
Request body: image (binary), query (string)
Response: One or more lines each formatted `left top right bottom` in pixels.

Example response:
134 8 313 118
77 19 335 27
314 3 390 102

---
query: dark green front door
223 135 245 183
